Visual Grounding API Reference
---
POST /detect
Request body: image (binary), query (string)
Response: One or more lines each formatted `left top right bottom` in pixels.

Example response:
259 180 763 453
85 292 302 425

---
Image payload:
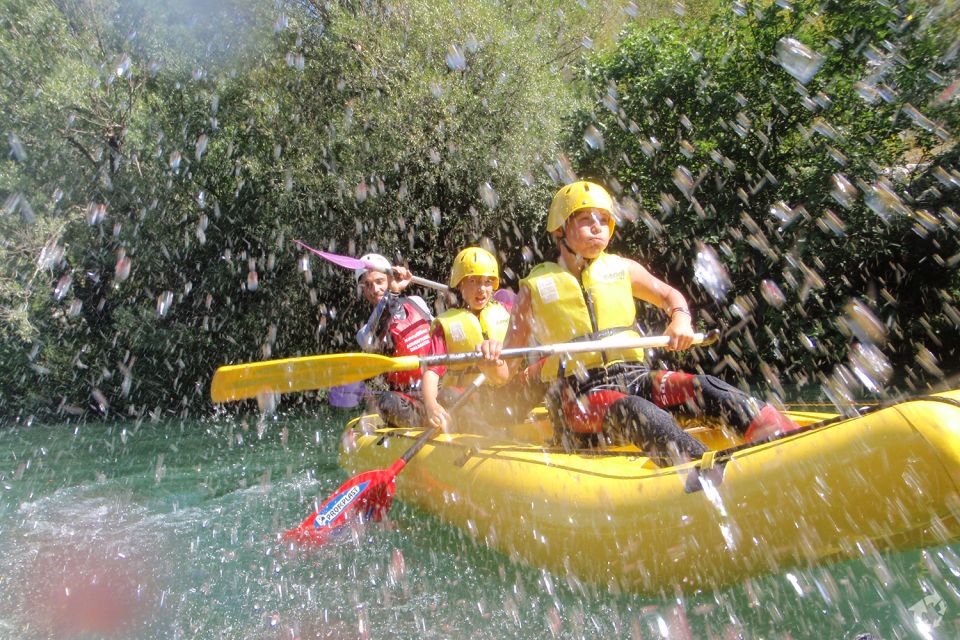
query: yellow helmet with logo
449 247 499 289
547 180 615 233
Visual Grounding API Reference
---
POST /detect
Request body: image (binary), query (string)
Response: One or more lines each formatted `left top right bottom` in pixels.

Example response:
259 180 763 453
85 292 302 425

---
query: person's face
458 275 496 312
561 208 612 259
359 271 390 306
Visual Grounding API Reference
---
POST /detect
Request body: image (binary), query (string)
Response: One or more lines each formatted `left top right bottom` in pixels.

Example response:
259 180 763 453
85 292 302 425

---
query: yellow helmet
547 180 615 233
449 247 499 289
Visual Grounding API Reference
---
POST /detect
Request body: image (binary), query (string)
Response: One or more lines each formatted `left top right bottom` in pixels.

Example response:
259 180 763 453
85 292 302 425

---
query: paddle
283 375 486 544
294 239 449 292
210 330 720 403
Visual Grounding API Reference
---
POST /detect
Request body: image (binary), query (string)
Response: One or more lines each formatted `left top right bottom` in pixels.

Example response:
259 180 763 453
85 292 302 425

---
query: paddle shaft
419 329 720 369
210 330 720 403
397 373 485 466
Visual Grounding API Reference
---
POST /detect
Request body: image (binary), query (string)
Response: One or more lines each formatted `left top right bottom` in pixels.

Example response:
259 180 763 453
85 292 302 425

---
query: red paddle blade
284 460 405 545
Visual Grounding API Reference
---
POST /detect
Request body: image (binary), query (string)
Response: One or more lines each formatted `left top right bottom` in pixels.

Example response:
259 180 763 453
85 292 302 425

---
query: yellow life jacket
521 252 644 381
433 301 511 386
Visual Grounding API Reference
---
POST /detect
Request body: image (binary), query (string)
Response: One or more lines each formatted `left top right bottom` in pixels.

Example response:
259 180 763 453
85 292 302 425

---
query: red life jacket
385 300 432 389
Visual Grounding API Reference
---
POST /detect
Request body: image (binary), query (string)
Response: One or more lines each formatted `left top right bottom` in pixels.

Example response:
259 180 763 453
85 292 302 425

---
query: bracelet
669 306 691 319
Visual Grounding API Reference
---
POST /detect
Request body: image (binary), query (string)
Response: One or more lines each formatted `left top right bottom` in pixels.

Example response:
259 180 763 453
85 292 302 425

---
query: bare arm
421 369 450 431
625 258 695 351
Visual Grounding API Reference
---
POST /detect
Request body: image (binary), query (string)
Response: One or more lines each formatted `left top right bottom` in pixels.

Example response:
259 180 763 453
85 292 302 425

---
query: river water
0 408 956 639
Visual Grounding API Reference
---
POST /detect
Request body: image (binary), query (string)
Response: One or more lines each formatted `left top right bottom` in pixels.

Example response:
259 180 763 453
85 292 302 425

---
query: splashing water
195 134 209 160
829 173 858 209
760 279 786 308
848 342 892 393
156 291 174 317
839 298 887 346
445 44 466 71
53 275 72 301
583 125 604 150
694 243 731 301
865 180 910 222
479 182 498 209
776 37 825 84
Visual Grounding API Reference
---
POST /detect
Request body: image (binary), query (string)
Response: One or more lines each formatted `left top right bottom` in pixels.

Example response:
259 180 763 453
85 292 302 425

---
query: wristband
669 306 691 319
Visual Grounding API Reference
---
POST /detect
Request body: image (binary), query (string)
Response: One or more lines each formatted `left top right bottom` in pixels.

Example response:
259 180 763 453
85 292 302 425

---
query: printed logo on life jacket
314 480 370 528
401 323 431 353
588 268 625 283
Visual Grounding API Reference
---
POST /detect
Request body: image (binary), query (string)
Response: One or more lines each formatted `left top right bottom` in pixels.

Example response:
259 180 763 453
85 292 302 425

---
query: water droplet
775 37 824 84
169 151 182 170
581 36 593 49
865 180 909 222
195 134 209 160
54 275 72 301
445 44 466 71
86 203 107 225
769 201 797 226
114 255 131 283
246 271 259 291
18 196 35 224
810 117 839 140
429 81 442 98
355 181 368 202
816 209 847 236
829 173 857 208
38 242 64 270
694 243 731 301
114 54 131 78
839 298 886 345
92 388 109 413
848 342 891 393
8 132 26 162
583 125 604 150
156 291 173 317
760 279 786 308
672 165 694 198
466 34 479 52
479 182 498 209
732 0 747 15
430 206 442 225
67 299 82 317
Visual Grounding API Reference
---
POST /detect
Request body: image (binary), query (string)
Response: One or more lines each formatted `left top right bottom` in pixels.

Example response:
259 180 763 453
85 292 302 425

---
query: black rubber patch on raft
683 461 728 494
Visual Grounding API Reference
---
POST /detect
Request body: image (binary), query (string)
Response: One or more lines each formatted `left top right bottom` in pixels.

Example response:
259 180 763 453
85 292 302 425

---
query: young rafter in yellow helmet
479 181 799 463
423 247 544 432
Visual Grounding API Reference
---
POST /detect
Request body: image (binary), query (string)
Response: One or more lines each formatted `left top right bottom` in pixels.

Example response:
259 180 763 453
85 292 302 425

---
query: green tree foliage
570 0 959 400
1 0 644 421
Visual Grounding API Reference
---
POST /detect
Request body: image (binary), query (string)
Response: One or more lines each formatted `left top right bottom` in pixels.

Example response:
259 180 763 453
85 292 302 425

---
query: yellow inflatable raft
338 389 960 593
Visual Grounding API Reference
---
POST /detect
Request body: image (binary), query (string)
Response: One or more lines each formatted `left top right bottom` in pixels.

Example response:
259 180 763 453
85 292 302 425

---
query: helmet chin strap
558 231 592 271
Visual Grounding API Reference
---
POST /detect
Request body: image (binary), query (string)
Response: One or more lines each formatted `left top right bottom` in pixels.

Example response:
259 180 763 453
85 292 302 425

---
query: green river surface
0 407 957 639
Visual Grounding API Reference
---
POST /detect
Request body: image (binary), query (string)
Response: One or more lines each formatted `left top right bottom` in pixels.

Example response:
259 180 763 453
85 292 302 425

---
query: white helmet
354 253 392 283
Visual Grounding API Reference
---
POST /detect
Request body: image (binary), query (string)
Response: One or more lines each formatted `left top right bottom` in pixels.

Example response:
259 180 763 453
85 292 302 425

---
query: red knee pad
562 390 627 434
743 404 802 442
650 371 698 408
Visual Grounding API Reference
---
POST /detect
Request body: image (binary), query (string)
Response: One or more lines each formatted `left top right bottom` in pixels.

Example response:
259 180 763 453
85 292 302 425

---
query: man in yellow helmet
422 247 545 431
479 181 798 463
